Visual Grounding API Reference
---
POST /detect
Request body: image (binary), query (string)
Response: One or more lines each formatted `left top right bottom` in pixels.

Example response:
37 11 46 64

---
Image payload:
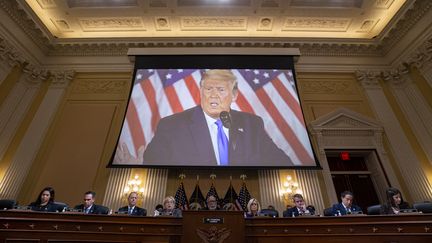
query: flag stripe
235 91 255 114
184 75 201 105
164 85 183 113
125 101 146 152
256 88 313 163
140 80 160 133
272 77 305 127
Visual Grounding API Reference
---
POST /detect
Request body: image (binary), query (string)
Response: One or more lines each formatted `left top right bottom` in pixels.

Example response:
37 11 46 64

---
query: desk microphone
220 111 231 129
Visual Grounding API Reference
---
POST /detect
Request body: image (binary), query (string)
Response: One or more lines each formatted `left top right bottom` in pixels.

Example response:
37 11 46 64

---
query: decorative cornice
380 0 432 55
0 0 50 54
0 0 429 58
48 40 382 57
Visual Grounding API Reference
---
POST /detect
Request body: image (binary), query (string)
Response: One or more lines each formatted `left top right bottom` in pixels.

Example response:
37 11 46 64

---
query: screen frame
107 53 321 170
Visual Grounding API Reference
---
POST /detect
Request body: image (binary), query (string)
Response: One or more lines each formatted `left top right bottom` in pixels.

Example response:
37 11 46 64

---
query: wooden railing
1 210 432 243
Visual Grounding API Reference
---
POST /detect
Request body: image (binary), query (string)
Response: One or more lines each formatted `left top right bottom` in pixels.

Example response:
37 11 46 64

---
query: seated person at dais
153 204 163 216
158 196 182 217
74 191 108 215
29 187 58 212
202 196 220 210
189 202 202 211
118 192 147 216
223 202 236 211
244 198 261 218
331 191 362 216
283 194 315 217
380 187 411 215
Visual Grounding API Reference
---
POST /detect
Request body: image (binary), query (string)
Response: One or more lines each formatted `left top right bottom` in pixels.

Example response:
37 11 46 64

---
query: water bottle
337 210 341 216
292 211 295 217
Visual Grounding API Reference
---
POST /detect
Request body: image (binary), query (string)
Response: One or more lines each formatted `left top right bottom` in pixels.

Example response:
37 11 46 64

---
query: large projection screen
109 54 319 168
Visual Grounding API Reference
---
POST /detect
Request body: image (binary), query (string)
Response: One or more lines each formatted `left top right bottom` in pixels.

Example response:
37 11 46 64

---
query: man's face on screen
200 77 238 119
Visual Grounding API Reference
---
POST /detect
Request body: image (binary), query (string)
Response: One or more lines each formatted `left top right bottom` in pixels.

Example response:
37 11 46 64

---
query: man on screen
142 69 293 166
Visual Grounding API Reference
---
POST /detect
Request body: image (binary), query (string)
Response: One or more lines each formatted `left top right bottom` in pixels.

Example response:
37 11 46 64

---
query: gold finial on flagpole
240 174 247 181
210 173 216 180
179 173 186 180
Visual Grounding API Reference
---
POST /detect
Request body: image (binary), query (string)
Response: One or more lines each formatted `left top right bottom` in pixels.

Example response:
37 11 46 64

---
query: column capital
49 70 75 88
0 38 26 67
20 64 50 87
381 64 411 88
355 70 381 90
405 38 432 69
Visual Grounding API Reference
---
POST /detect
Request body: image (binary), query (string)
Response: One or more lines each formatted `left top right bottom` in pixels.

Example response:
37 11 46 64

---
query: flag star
273 69 278 72
263 72 269 78
253 78 260 84
148 69 154 73
177 69 183 73
287 71 293 77
136 74 142 79
166 73 172 79
253 70 260 75
245 69 251 72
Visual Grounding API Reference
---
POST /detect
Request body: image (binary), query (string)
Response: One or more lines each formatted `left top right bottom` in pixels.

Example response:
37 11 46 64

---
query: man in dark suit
201 196 220 210
74 191 108 215
118 192 147 216
143 69 293 166
283 194 315 217
331 191 362 216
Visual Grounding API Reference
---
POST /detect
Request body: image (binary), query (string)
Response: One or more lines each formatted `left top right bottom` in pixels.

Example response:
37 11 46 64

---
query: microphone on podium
219 111 231 129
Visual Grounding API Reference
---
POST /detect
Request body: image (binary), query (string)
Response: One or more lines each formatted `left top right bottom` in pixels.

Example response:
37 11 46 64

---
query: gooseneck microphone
219 111 231 129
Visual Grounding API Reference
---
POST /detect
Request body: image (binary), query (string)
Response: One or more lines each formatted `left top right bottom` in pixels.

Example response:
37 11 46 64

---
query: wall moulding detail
71 79 128 94
301 80 356 95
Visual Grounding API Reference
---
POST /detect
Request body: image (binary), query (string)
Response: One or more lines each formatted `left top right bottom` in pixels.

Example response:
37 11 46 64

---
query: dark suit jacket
118 205 147 216
29 202 58 212
74 204 108 215
331 203 362 215
283 206 315 217
144 106 293 166
380 202 410 215
159 208 182 217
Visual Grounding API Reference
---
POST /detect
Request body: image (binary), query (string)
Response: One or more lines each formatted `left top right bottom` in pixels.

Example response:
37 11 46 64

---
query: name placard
203 217 224 224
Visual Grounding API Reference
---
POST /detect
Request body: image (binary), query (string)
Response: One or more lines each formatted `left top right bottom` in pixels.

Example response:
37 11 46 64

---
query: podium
182 210 244 243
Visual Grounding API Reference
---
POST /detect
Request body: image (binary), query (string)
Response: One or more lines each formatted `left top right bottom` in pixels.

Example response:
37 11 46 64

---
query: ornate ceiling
23 0 406 40
1 0 430 57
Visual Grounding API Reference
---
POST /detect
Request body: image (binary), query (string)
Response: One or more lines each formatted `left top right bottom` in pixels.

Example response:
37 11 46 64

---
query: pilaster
258 170 285 215
357 70 432 202
0 69 74 199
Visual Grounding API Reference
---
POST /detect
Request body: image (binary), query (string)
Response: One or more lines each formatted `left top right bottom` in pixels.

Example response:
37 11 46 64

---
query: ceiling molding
0 0 429 58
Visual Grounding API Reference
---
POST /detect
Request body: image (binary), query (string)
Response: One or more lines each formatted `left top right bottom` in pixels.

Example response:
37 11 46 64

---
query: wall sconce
281 175 302 201
123 175 145 197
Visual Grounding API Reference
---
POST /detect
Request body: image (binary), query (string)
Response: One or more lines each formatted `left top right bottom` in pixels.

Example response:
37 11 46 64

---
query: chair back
259 209 279 218
99 206 110 215
367 204 381 215
0 199 17 210
413 202 432 213
53 202 68 212
323 207 333 216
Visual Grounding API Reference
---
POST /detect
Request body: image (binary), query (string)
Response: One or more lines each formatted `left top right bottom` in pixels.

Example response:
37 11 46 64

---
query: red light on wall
340 151 350 161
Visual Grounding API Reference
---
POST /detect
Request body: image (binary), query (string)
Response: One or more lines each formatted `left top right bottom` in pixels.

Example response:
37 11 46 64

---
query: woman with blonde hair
158 196 182 217
245 198 261 218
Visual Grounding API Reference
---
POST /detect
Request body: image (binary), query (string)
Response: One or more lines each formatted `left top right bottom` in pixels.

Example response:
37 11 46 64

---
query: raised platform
1 210 432 243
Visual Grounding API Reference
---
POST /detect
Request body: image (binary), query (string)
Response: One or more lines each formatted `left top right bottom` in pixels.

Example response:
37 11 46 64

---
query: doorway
327 150 384 211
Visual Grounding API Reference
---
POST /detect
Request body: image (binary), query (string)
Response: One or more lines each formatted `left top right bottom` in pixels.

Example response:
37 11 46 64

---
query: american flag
174 181 189 210
238 181 252 211
206 182 221 208
114 69 315 166
189 183 206 208
223 183 242 211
